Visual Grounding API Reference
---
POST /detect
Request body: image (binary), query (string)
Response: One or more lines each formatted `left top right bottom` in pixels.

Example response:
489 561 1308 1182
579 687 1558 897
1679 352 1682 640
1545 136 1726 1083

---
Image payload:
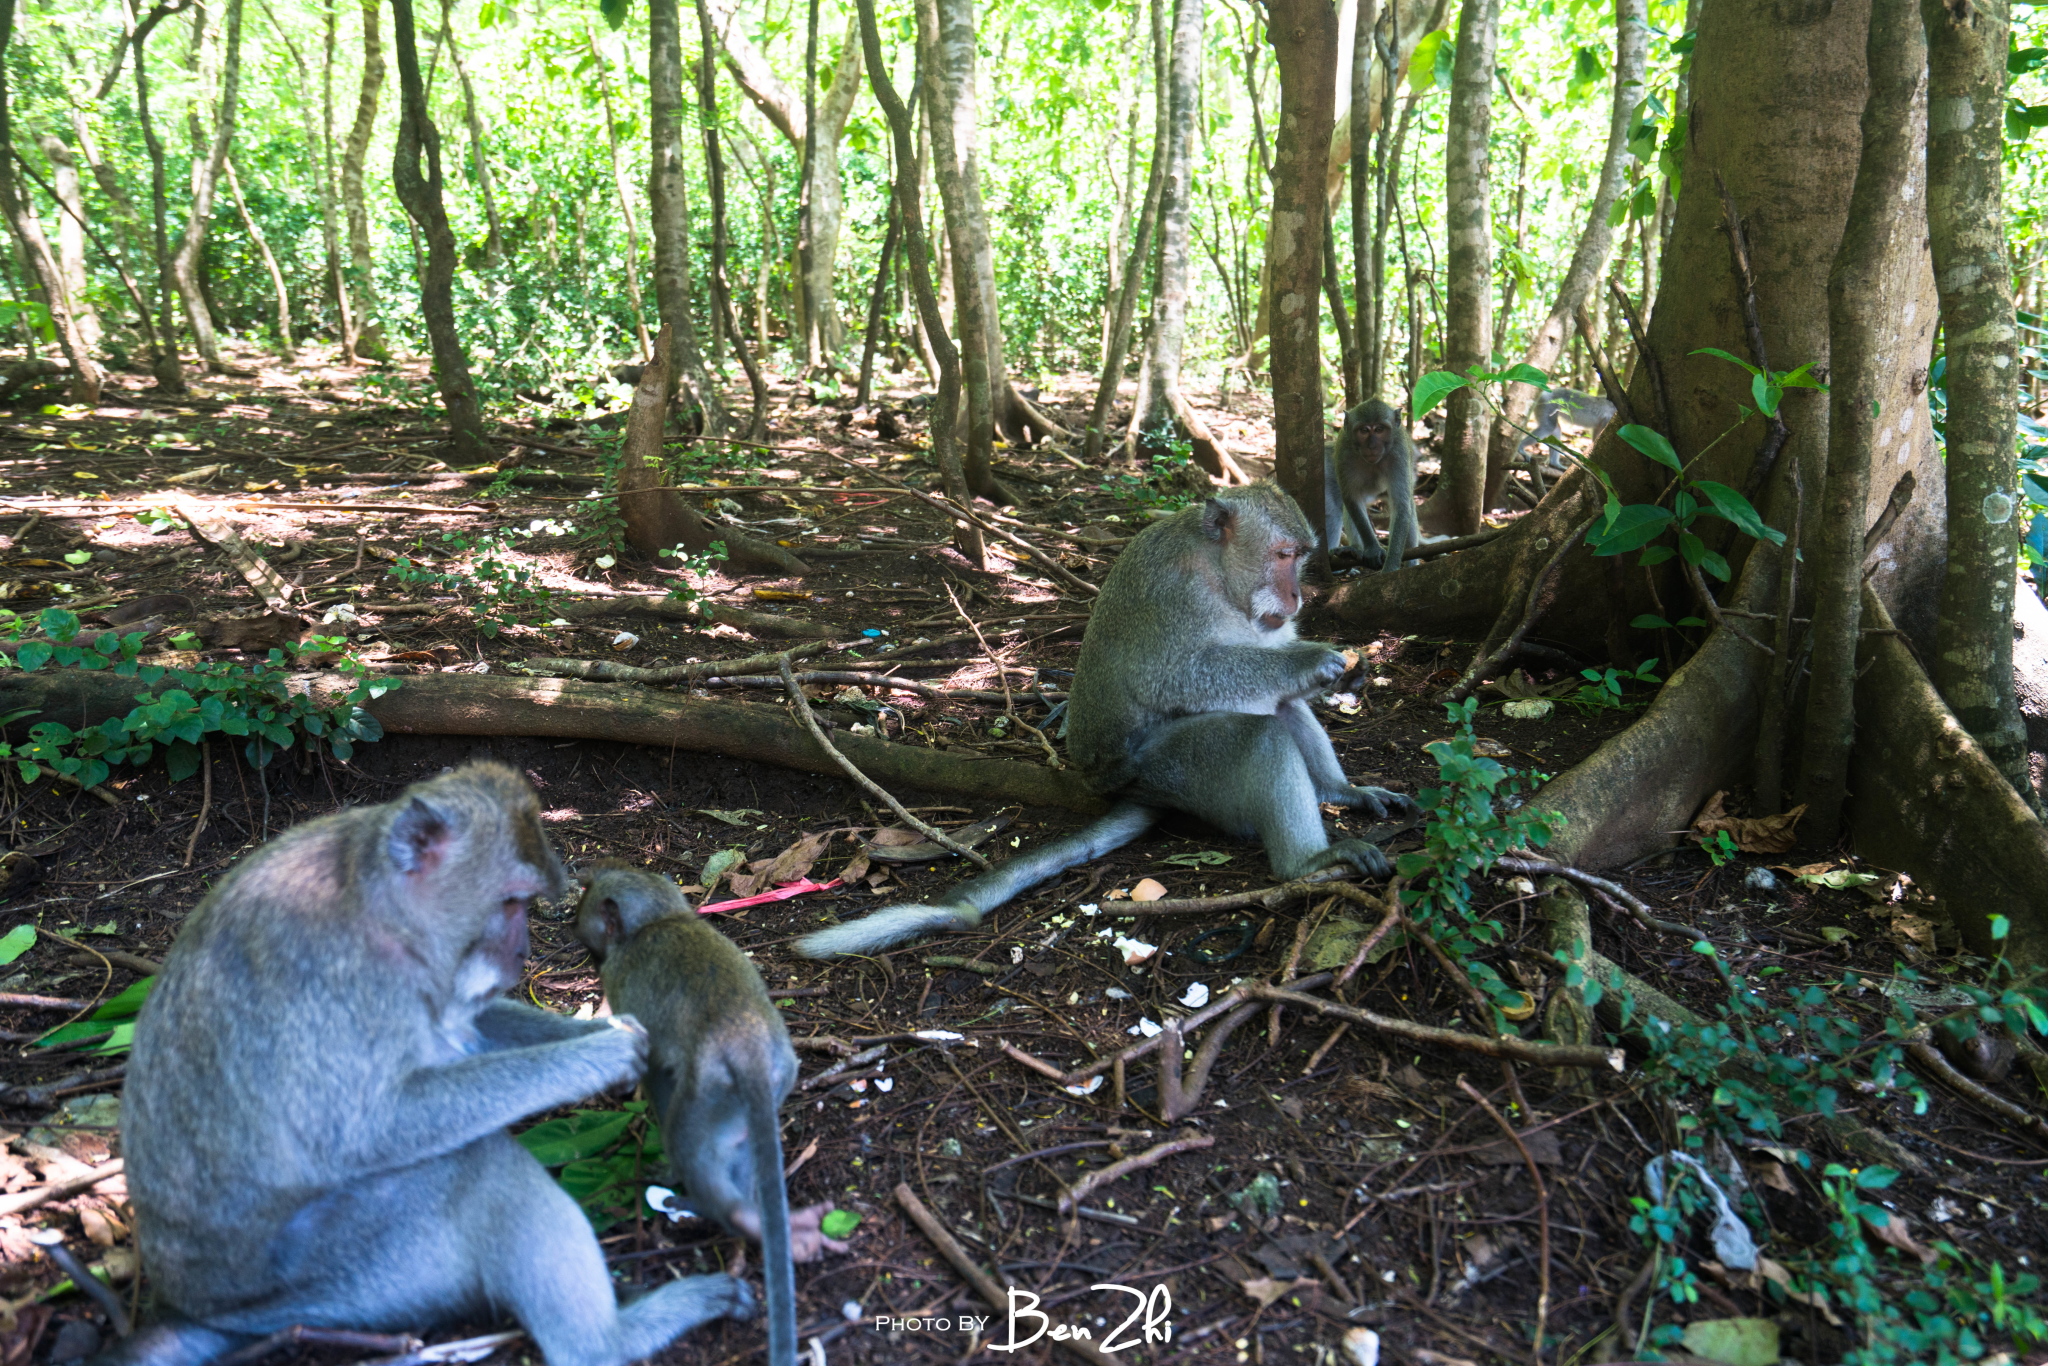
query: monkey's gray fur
575 864 806 1366
795 481 1416 960
1523 387 1617 467
1324 399 1420 573
104 763 752 1366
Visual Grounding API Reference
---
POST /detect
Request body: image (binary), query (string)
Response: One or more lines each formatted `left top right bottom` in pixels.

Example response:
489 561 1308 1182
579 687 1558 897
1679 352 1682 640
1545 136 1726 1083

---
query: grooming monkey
797 481 1416 960
1323 399 1421 573
108 763 751 1366
576 864 839 1366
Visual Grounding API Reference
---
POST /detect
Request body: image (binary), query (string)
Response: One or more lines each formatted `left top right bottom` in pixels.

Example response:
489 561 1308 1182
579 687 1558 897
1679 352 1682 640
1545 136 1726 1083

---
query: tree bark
1086 0 1168 463
919 0 1017 505
223 156 295 360
0 0 101 403
647 0 727 435
1796 0 1924 839
1264 0 1339 537
32 134 99 349
342 0 386 360
264 1 351 349
1421 0 1500 538
1924 0 2034 805
1479 0 1641 512
697 0 770 443
131 0 188 391
855 0 985 568
389 0 488 461
1348 0 1377 399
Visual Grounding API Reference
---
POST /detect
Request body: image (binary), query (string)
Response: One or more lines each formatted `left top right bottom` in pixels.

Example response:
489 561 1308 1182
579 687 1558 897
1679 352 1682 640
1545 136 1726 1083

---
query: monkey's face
1248 535 1307 629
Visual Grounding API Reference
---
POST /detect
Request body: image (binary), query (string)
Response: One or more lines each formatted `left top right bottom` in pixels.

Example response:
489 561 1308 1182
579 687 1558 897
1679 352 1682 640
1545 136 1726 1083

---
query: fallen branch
892 1184 1120 1366
1 669 1107 816
0 1159 123 1218
1244 986 1624 1071
523 640 837 682
1102 868 1363 917
173 494 293 609
1906 1028 2048 1144
48 931 163 976
1056 1132 1215 1215
779 657 990 869
1444 515 1596 703
1496 856 1705 940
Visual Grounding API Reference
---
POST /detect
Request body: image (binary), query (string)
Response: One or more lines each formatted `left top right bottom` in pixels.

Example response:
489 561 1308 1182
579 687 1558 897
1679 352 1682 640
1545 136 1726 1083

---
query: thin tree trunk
131 0 187 390
798 0 819 367
1101 0 1145 366
0 0 101 402
389 0 487 460
697 0 769 442
1478 0 1640 512
647 0 725 435
1794 0 1923 832
170 0 245 372
224 156 294 360
856 194 900 407
1421 0 1500 537
1323 211 1359 408
443 19 504 266
33 134 99 348
1264 0 1339 536
855 0 983 567
1349 0 1377 397
919 0 1013 504
1086 0 1167 463
1492 135 1527 357
263 0 348 350
588 29 651 361
1925 0 2033 804
342 0 385 359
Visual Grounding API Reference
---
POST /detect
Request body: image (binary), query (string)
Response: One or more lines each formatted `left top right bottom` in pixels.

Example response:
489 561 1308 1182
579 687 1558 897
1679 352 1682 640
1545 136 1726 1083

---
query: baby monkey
575 864 843 1366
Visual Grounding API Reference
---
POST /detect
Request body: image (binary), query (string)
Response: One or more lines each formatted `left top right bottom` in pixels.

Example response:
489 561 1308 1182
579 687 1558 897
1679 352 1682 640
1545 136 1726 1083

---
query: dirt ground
0 342 2044 1366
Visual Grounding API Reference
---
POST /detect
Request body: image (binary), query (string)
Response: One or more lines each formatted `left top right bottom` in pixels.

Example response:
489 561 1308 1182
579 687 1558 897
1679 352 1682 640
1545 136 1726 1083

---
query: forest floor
0 340 2043 1366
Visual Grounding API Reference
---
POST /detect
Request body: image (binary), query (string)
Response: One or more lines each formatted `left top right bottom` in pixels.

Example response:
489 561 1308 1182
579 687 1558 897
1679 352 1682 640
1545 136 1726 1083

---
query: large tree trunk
1264 0 1339 540
1478 0 1641 513
1924 0 2033 804
389 0 488 461
342 0 387 361
648 0 727 435
855 0 985 569
1797 0 1924 839
32 135 100 350
0 1 101 403
919 0 1014 505
170 0 246 373
1330 0 1996 951
1419 0 1500 537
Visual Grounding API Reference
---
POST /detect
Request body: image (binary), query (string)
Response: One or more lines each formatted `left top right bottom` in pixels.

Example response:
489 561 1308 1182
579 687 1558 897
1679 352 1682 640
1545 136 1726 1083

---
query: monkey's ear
388 797 453 875
601 901 625 944
1200 498 1236 543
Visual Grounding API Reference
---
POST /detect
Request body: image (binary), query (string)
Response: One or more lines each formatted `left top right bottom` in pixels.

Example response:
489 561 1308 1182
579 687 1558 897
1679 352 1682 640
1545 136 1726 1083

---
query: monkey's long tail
793 802 1158 959
752 1082 798 1366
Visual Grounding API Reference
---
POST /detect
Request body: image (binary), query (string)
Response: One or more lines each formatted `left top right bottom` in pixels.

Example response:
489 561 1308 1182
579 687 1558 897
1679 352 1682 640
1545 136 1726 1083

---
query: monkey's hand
1334 784 1421 821
788 1202 853 1262
590 1013 651 1089
1314 838 1395 880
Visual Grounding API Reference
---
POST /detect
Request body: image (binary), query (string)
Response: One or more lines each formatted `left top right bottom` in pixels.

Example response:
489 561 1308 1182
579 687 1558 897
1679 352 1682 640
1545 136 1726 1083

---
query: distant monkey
796 482 1416 960
576 864 843 1366
107 763 752 1366
1522 387 1617 467
1324 399 1420 573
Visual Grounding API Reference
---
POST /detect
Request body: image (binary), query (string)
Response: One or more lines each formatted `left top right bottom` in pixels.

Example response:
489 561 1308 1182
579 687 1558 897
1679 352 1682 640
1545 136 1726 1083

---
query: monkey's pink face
1252 540 1308 629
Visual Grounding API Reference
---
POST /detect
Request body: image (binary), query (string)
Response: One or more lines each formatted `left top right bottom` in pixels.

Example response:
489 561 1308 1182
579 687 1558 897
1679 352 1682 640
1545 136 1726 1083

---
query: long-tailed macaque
575 864 844 1366
795 482 1415 959
1523 387 1617 467
1324 400 1420 573
105 764 752 1366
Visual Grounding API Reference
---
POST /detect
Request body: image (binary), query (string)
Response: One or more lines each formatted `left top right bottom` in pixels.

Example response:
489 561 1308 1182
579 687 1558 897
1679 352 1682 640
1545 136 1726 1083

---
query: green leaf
1618 424 1681 470
1990 914 2011 941
1409 30 1451 93
518 1109 635 1166
1691 481 1787 546
820 1208 862 1239
1751 373 1782 418
1586 504 1676 556
1631 614 1673 630
1498 363 1550 388
0 924 34 964
1411 369 1467 415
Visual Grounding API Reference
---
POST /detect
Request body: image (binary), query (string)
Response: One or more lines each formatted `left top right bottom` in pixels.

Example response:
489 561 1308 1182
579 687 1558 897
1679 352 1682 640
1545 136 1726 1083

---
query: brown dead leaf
1237 1276 1302 1309
1130 877 1168 902
1754 1257 1844 1324
1773 860 1838 878
1865 1211 1937 1264
725 831 832 898
1754 1160 1797 1194
866 827 926 848
838 851 871 886
1888 914 1937 952
1692 790 1806 854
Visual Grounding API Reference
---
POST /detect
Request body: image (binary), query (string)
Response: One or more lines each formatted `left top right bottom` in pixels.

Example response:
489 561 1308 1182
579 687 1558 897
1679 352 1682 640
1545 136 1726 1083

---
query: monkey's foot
788 1202 851 1262
1309 838 1394 880
1333 784 1420 821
